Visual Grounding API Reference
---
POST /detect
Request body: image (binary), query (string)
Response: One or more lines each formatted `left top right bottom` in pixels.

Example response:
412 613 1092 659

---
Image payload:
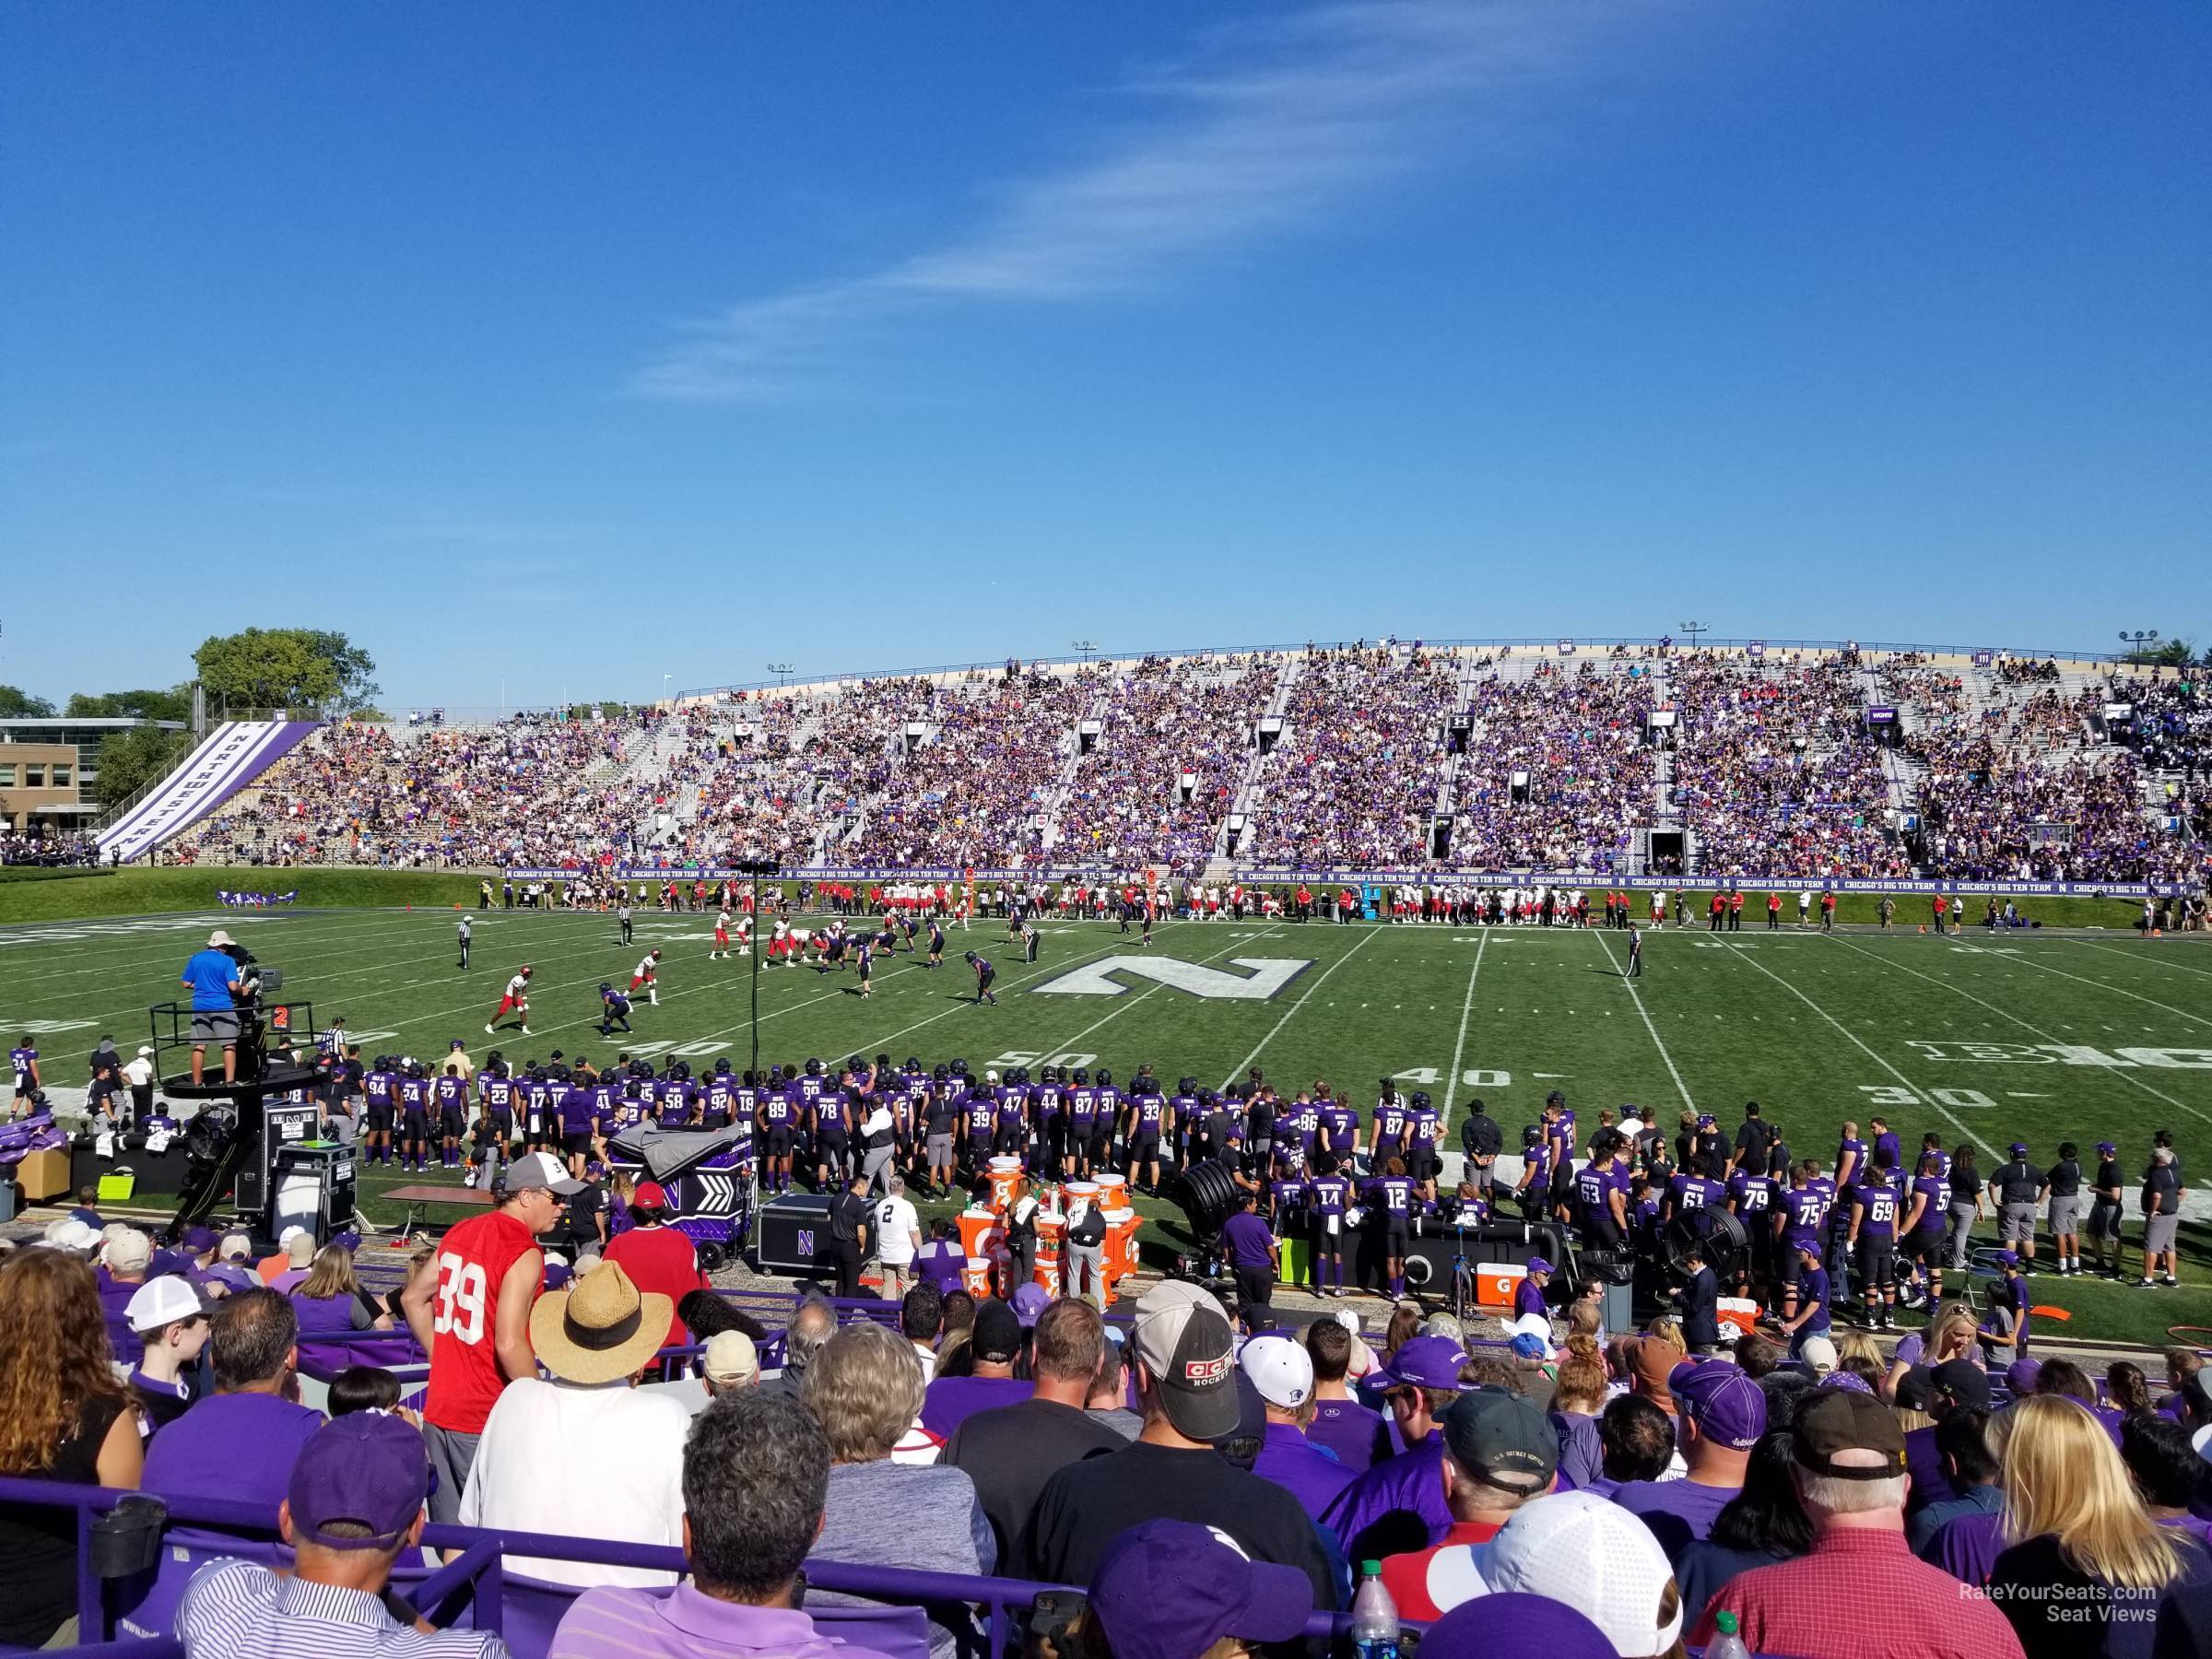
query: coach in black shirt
829 1174 871 1298
1988 1143 2048 1272
1021 1280 1333 1609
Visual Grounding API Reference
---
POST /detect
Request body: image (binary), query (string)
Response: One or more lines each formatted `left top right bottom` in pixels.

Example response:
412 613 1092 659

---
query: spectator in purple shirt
1610 1359 1766 1567
1321 1335 1477 1562
1241 1335 1355 1521
142 1289 325 1511
1303 1317 1389 1477
920 1299 1029 1438
551 1390 893 1659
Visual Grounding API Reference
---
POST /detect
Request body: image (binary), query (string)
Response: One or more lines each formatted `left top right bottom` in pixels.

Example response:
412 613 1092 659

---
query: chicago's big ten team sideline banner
502 865 2198 900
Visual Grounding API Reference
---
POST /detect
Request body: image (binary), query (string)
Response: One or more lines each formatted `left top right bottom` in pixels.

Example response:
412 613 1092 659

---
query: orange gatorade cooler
1102 1206 1140 1303
960 1257 992 1297
1476 1262 1526 1311
1092 1173 1128 1209
986 1156 1024 1214
958 1207 1004 1265
1035 1211 1066 1272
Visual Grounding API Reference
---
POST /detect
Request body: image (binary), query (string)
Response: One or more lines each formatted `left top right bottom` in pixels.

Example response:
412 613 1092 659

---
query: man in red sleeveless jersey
402 1149 580 1521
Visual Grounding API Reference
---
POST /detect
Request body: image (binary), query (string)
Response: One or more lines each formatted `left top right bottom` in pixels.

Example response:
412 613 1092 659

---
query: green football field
6 904 2210 1346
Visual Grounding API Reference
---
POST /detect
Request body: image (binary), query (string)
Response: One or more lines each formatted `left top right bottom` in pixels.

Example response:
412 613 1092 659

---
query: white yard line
1825 935 2212 1128
1589 927 1697 1115
1441 929 1490 1119
1718 939 1994 1159
1987 949 2212 1030
2063 938 2212 982
1217 925 1384 1092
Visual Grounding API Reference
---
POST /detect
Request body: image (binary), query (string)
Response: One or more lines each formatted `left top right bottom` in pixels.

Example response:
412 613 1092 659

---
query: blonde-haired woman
802 1320 992 1659
1985 1394 2198 1658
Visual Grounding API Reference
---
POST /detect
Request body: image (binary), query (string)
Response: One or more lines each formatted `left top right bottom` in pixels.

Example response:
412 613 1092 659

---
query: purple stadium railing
0 1477 1378 1656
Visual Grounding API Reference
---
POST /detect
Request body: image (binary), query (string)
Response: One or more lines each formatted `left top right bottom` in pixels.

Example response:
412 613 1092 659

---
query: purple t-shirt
1933 1509 2005 1585
1902 1424 1956 1513
1223 1211 1276 1272
1512 1277 1547 1322
141 1392 326 1509
920 1376 1030 1439
1323 1435 1448 1558
1253 1422 1356 1521
1550 1409 1604 1491
1306 1397 1388 1478
1610 1477 1738 1563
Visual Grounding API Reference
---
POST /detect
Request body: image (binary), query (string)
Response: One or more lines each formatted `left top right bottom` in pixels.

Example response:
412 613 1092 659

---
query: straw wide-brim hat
529 1261 674 1385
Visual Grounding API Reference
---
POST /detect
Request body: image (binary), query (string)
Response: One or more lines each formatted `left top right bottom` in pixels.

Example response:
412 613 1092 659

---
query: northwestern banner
98 720 321 864
217 888 299 907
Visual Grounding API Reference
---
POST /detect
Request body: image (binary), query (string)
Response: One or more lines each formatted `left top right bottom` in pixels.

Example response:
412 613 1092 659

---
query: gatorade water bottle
1349 1559 1399 1659
1707 1609 1751 1659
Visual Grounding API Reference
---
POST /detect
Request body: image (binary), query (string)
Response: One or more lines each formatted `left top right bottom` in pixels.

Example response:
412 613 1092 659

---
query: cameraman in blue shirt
180 930 243 1087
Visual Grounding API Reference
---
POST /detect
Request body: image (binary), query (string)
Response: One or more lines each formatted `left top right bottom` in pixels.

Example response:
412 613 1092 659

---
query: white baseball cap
218 1231 253 1262
703 1330 760 1386
501 1150 584 1196
1467 1491 1684 1656
41 1218 101 1253
1798 1335 1840 1376
125 1276 211 1334
103 1229 154 1275
1239 1334 1314 1410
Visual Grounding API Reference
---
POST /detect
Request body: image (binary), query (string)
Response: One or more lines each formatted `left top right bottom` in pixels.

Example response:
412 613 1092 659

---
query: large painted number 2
432 1252 488 1345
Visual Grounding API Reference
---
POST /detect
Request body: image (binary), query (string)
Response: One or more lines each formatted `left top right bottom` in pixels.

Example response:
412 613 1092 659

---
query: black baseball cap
1929 1359 1992 1411
1794 1388 1907 1479
971 1299 1023 1364
1441 1386 1557 1493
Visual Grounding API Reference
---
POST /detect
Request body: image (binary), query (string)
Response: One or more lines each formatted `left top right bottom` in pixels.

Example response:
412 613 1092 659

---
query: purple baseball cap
288 1412 427 1549
1818 1371 1875 1395
1089 1519 1312 1659
1993 1250 2020 1268
2006 1358 2043 1394
1376 1334 1471 1392
1524 1256 1554 1276
1010 1282 1051 1327
1422 1594 1614 1659
1668 1360 1767 1450
2097 1141 2116 1156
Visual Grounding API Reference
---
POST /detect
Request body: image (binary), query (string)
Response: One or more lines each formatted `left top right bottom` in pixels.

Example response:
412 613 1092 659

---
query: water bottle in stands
1349 1559 1399 1658
1707 1609 1751 1659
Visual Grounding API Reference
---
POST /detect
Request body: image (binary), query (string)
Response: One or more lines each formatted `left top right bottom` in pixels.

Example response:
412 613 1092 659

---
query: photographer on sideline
181 931 244 1088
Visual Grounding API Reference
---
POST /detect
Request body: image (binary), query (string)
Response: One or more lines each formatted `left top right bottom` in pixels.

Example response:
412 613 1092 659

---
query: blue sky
2 1 2206 711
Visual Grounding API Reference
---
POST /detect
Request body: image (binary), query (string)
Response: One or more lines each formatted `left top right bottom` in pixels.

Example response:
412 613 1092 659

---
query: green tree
64 686 194 723
94 724 194 807
192 629 380 715
0 685 56 718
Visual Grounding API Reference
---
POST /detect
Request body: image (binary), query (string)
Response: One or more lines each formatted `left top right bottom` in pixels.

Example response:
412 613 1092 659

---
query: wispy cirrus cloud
630 0 1658 403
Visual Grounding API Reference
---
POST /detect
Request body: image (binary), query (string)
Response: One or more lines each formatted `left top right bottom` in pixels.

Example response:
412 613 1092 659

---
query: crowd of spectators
146 643 2206 882
5 1206 2212 1657
842 666 1103 870
1449 663 1655 873
0 830 95 866
1671 655 1907 880
1888 667 2194 882
1241 646 1460 869
171 712 666 871
1056 653 1282 876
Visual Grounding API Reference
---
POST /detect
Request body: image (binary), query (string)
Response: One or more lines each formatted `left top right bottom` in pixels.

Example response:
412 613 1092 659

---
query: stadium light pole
2119 629 2159 663
769 661 794 690
1678 620 1710 651
1073 639 1099 665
